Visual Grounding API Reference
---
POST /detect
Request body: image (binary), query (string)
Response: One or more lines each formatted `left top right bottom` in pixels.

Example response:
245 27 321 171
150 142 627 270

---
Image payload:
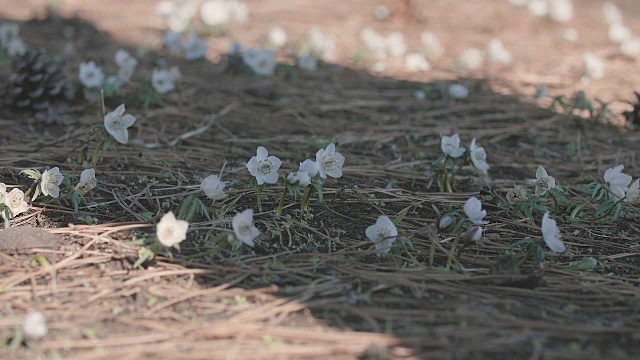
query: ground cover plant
1 1 640 359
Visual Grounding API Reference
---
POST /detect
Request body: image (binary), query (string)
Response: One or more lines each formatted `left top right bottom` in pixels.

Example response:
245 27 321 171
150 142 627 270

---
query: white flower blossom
549 0 573 23
152 66 181 94
163 30 183 54
621 37 640 60
366 215 398 254
316 143 345 179
608 23 631 45
300 159 320 177
183 33 208 60
464 196 488 225
528 0 549 17
448 84 469 99
465 226 483 243
23 311 47 340
421 31 444 59
115 49 138 82
245 49 276 76
79 61 104 89
604 165 632 200
625 179 640 204
438 215 453 230
308 28 336 61
297 54 318 72
541 212 566 253
528 165 556 196
40 167 64 199
508 0 529 7
602 1 623 25
441 134 465 158
582 53 605 80
386 32 406 57
0 22 19 46
287 170 311 187
232 209 260 247
200 0 231 26
268 26 287 48
469 138 489 172
201 175 227 200
104 104 136 145
1 188 29 219
560 28 579 43
405 53 431 72
167 0 198 32
156 211 189 247
74 169 97 195
487 39 512 65
246 146 282 185
454 48 484 71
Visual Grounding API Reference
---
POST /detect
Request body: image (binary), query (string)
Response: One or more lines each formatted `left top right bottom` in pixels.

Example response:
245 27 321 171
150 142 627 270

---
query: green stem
276 185 287 215
446 233 462 271
301 186 312 211
23 181 39 198
91 136 107 167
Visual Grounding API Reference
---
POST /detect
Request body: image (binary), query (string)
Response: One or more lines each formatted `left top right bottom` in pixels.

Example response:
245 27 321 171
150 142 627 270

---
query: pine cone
2 51 73 124
623 92 640 127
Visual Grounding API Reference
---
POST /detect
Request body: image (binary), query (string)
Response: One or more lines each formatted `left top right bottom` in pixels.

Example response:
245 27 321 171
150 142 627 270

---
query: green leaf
594 201 615 217
511 237 534 248
20 169 41 181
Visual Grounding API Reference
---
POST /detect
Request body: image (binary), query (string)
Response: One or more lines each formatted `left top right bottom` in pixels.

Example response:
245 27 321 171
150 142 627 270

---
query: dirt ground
1 0 640 359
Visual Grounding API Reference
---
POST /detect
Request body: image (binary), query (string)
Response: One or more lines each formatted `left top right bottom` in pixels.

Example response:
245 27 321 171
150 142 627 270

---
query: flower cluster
79 48 140 99
604 165 638 203
434 134 489 192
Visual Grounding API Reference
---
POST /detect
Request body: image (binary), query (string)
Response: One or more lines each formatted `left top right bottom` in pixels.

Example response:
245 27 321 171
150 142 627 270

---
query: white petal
246 157 259 176
267 156 282 171
326 143 336 154
256 146 268 160
114 104 125 116
541 212 566 253
536 165 548 180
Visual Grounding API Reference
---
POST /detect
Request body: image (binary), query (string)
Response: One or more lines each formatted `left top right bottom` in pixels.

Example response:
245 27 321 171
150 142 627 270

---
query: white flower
508 0 529 7
1 188 29 219
454 48 484 71
438 215 453 230
464 196 488 225
163 30 183 54
247 49 276 76
242 48 259 66
421 31 444 59
469 138 489 172
386 32 406 57
541 212 566 253
23 311 47 340
360 28 386 58
582 53 605 80
40 167 64 199
608 23 631 45
602 1 623 25
560 28 579 43
6 37 26 57
365 215 398 254
487 39 512 65
79 61 104 89
316 143 345 179
104 104 136 145
308 28 336 61
441 134 465 158
300 159 320 178
246 146 282 185
268 26 287 48
528 0 549 17
448 84 469 99
115 49 138 81
298 54 318 72
228 0 249 23
405 53 431 72
200 0 231 26
371 61 386 73
625 179 640 204
167 0 198 32
604 165 632 200
528 165 556 196
0 22 19 46
287 170 311 187
0 183 6 195
549 0 573 23
201 175 227 200
155 1 175 18
465 226 483 243
156 211 189 247
74 168 96 195
232 209 260 247
506 185 529 204
183 33 208 60
621 37 640 60
152 66 180 94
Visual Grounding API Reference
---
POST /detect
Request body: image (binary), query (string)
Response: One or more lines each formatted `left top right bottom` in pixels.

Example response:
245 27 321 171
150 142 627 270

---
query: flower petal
257 146 268 160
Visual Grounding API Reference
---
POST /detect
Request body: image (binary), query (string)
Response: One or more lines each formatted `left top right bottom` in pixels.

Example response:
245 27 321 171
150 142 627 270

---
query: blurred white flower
200 0 231 26
448 84 469 99
163 30 183 54
464 196 488 225
308 28 336 62
469 138 489 172
366 215 398 254
157 211 189 247
386 32 406 57
621 37 640 60
300 159 320 178
360 27 387 59
560 28 579 43
0 22 19 46
298 54 318 71
183 33 208 60
602 1 623 25
23 311 47 340
74 169 97 195
287 170 311 187
549 0 573 23
244 49 276 76
541 212 566 253
228 0 248 23
79 61 104 89
604 165 632 200
155 1 175 18
608 23 631 45
232 209 260 247
626 179 640 204
168 0 198 32
438 215 453 230
487 39 512 65
405 53 431 72
441 134 465 158
582 53 605 80
421 31 444 59
246 146 282 185
41 167 64 199
115 49 138 82
268 26 288 49
465 226 483 243
371 61 386 73
528 0 549 17
104 104 136 145
152 66 181 94
508 0 530 7
316 143 345 179
6 37 26 57
201 175 227 200
454 48 484 71
1 188 29 219
528 165 556 196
